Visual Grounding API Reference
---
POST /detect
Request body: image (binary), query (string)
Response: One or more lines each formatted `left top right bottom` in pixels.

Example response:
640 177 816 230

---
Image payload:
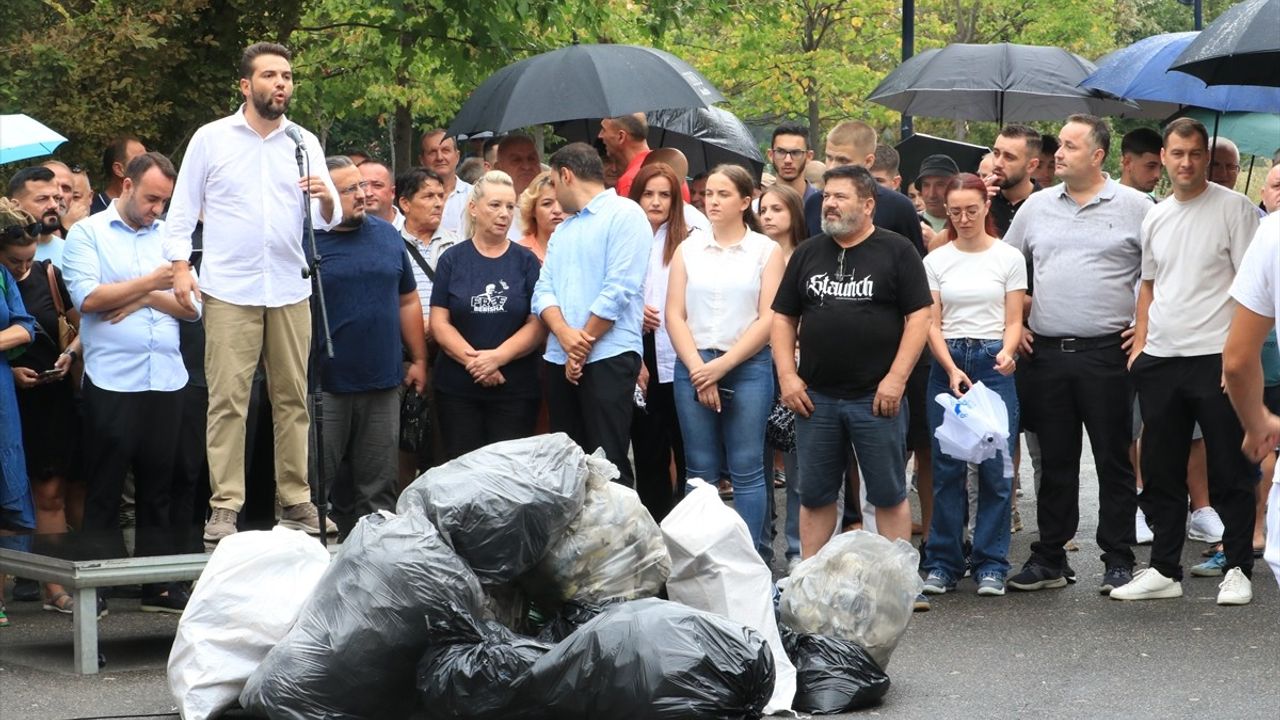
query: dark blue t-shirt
430 240 542 400
312 216 416 393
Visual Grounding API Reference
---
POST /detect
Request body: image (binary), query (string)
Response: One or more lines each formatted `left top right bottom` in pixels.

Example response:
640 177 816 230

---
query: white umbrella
0 114 68 164
934 382 1012 472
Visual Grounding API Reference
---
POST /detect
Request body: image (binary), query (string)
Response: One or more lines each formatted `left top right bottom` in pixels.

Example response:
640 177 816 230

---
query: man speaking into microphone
162 41 340 543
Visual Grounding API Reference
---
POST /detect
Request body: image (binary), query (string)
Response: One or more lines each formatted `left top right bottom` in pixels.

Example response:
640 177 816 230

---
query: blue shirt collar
102 199 161 235
578 188 617 217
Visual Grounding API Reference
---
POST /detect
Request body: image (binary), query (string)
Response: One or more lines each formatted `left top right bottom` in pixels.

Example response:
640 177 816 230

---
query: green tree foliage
2 0 304 182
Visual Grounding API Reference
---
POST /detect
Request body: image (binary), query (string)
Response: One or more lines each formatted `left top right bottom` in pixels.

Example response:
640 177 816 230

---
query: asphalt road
2 437 1276 720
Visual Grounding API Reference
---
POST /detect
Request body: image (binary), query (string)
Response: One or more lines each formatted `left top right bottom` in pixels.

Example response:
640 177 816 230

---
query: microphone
285 125 306 177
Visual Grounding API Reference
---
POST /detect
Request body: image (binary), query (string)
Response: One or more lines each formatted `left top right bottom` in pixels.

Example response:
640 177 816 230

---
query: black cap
914 154 959 188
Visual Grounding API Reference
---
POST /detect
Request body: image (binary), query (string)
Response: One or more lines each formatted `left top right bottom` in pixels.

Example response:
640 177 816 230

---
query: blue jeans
795 390 908 509
675 348 774 556
924 338 1019 581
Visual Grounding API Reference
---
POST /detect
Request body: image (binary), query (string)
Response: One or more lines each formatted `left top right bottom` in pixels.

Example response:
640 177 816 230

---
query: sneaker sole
1008 577 1068 591
1110 587 1183 601
977 587 1006 597
1216 594 1252 606
1187 529 1223 543
139 605 184 615
921 585 953 595
202 529 238 543
1190 567 1224 577
277 519 338 536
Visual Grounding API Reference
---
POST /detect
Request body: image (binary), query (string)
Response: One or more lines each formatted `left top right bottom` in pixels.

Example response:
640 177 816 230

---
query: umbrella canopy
555 106 764 179
867 43 1138 125
933 382 1012 467
1182 109 1280 157
1083 32 1280 115
0 114 68 165
894 133 990 186
448 44 725 137
1171 0 1280 88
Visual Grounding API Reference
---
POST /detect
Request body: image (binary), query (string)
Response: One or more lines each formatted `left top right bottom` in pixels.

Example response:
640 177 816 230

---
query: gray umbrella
448 44 725 136
868 43 1138 125
1171 0 1280 88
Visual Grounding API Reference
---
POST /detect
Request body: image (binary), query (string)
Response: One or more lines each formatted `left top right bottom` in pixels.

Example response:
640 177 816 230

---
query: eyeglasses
1 222 41 241
836 247 852 281
338 181 370 195
68 164 85 174
771 148 807 159
945 206 982 220
1211 162 1241 172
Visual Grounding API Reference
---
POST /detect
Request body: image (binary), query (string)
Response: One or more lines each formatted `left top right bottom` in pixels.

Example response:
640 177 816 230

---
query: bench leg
72 588 99 675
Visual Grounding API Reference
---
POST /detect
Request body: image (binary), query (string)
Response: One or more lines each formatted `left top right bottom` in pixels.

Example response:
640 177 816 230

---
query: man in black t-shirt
987 125 1043 237
772 165 932 556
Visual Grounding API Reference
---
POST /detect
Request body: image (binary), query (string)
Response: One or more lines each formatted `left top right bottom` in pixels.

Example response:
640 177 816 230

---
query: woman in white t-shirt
920 172 1027 598
666 164 785 556
627 162 693 522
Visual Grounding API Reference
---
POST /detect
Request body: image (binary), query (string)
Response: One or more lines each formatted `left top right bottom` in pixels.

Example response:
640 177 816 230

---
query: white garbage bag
779 530 922 669
167 527 330 720
934 381 1013 475
661 478 796 715
526 450 670 607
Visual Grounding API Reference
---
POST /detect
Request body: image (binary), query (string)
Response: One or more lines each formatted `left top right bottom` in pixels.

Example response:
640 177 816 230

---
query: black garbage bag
396 433 589 584
240 512 488 719
520 598 775 719
780 627 890 713
417 618 551 720
533 600 603 644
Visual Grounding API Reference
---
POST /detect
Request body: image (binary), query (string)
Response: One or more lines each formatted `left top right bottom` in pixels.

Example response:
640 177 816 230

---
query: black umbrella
448 44 725 136
554 106 764 179
868 43 1138 125
1170 0 1280 88
894 133 990 186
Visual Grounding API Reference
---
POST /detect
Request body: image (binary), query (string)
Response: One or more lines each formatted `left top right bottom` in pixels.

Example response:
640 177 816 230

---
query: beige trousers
204 295 312 511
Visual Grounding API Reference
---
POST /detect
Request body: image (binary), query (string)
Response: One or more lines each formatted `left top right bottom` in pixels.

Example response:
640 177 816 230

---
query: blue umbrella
0 114 68 164
1082 32 1280 115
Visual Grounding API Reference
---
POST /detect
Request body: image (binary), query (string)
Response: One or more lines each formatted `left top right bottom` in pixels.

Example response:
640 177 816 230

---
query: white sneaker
1187 507 1224 543
1109 567 1183 601
1216 567 1253 606
1135 508 1154 545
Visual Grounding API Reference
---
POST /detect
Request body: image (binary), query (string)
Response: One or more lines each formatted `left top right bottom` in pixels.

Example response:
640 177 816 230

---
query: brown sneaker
279 501 336 536
203 507 239 543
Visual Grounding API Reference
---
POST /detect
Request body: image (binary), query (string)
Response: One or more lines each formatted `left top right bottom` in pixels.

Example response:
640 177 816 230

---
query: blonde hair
826 121 877 160
518 170 554 237
0 199 37 248
463 170 515 240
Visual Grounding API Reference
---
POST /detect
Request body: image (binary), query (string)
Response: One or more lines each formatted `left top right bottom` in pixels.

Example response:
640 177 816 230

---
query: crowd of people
1 41 1278 628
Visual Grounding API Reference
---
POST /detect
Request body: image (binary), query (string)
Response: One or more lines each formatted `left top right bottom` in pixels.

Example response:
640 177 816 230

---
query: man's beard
338 211 365 230
821 212 859 237
999 168 1025 190
252 89 289 120
38 212 61 234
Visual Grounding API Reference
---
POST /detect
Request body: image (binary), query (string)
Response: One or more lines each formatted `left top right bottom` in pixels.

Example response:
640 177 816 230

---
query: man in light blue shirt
532 142 651 486
62 152 199 615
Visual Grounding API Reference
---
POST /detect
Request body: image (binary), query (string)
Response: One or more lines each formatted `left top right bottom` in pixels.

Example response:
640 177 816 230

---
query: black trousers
1023 340 1137 570
547 352 641 487
629 333 684 523
81 378 183 576
1132 353 1257 579
435 391 540 462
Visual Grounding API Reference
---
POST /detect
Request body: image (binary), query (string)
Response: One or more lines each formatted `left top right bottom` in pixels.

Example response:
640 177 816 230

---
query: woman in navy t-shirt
429 171 546 459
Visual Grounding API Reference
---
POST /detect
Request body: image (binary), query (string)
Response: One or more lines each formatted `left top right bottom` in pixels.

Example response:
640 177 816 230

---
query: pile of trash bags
167 433 922 719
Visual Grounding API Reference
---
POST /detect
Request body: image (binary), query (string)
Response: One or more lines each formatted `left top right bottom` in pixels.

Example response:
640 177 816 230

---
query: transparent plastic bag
779 530 922 669
525 451 670 607
240 512 488 719
396 433 589 584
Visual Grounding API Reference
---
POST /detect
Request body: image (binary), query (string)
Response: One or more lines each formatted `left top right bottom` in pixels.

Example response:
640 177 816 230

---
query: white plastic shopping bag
934 381 1012 474
661 478 797 715
168 527 331 720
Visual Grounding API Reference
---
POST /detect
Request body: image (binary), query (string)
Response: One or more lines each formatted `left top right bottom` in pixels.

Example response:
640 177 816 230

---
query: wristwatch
62 348 78 362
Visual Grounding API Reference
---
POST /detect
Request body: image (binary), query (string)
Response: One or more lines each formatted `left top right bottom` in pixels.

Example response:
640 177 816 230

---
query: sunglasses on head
69 164 85 174
1 222 42 241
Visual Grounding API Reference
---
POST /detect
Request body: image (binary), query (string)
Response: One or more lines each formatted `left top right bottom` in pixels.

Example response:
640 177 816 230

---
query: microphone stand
297 141 334 546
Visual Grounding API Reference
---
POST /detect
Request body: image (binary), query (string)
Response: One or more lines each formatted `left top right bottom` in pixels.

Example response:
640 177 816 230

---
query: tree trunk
394 103 415 172
807 80 821 152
